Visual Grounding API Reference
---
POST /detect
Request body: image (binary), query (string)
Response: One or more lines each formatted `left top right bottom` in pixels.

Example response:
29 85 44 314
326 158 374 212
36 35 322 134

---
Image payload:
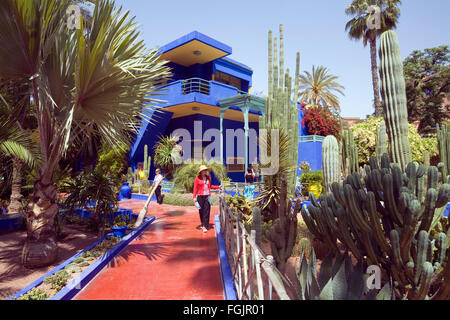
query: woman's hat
198 165 211 175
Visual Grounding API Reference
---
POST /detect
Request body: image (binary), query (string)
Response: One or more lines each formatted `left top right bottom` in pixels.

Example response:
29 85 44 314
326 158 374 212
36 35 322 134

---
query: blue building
129 31 324 183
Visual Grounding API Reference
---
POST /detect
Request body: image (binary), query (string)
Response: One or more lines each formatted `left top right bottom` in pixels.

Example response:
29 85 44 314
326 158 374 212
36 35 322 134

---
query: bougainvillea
351 117 438 164
302 106 340 139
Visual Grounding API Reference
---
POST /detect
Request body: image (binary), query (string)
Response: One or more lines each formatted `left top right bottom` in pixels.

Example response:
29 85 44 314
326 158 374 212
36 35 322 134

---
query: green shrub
16 288 49 300
43 270 71 291
299 170 323 195
352 116 438 164
173 160 226 193
78 261 90 267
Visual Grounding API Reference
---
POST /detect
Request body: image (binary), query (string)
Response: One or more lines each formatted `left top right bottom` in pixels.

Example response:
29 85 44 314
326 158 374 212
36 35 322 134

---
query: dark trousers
197 195 211 228
155 186 163 204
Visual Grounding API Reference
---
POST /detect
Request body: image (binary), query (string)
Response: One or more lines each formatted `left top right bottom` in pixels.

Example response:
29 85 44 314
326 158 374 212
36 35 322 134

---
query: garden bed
8 215 155 300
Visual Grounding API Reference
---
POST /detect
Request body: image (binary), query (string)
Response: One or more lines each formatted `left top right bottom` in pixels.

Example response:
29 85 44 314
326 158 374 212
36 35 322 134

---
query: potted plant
111 214 128 238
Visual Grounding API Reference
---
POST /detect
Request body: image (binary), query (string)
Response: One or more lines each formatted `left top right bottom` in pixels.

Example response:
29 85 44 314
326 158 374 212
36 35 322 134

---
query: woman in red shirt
193 165 221 233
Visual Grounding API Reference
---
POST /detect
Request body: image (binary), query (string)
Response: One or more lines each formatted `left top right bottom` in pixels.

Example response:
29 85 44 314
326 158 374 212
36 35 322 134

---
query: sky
114 0 450 118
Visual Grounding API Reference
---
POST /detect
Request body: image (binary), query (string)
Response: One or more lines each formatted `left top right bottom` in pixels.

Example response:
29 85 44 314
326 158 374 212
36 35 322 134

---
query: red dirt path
74 200 224 300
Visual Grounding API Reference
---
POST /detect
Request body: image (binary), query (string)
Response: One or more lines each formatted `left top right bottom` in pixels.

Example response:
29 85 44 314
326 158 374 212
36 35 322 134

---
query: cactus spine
378 30 412 171
436 123 450 183
322 135 339 194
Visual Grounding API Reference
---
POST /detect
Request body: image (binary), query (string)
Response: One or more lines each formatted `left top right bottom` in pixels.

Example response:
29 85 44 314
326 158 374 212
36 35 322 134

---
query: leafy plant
173 160 226 193
351 117 438 164
64 170 118 236
299 170 323 196
43 270 71 291
301 106 340 138
113 214 127 227
16 288 49 300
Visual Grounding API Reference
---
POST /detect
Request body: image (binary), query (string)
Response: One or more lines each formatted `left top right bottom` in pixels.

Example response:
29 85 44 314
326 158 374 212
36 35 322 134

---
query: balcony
156 77 255 111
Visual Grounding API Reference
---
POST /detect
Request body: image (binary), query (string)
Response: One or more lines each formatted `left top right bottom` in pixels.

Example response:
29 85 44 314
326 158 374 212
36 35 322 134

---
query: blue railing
298 135 325 143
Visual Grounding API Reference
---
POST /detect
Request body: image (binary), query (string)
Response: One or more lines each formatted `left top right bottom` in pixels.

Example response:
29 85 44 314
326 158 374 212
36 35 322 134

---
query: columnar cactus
378 30 412 171
266 174 299 273
341 129 358 176
252 207 262 247
259 24 300 194
436 123 450 183
301 154 450 299
322 135 339 194
376 121 388 163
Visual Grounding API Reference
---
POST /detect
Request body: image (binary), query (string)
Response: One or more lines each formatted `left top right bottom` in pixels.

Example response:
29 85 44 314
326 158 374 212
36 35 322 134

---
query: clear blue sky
114 0 450 118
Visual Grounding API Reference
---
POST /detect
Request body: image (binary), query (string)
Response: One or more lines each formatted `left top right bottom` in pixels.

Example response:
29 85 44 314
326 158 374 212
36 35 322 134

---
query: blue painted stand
214 215 237 300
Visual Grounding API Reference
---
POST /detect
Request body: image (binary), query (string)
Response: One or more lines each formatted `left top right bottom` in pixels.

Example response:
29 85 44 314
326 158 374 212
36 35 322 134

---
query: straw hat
198 165 211 175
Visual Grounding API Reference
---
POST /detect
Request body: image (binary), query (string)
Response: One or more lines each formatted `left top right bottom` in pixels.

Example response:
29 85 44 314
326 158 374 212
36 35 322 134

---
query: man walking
152 168 165 205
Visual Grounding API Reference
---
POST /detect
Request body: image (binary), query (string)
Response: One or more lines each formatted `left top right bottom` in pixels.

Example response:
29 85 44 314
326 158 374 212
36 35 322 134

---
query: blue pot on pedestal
120 182 131 200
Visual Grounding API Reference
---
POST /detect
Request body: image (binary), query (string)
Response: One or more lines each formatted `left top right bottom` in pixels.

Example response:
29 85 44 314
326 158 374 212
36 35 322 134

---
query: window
214 71 242 90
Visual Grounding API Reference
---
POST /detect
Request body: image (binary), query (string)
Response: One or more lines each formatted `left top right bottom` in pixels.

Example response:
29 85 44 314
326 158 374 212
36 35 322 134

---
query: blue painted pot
111 226 127 238
120 182 131 200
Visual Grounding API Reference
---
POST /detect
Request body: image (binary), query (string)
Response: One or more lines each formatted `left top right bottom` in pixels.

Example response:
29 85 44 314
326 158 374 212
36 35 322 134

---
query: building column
242 105 250 173
220 108 226 164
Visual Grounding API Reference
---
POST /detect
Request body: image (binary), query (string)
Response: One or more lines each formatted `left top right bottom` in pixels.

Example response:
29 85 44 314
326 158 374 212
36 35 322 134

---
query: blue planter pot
111 226 127 238
120 182 131 200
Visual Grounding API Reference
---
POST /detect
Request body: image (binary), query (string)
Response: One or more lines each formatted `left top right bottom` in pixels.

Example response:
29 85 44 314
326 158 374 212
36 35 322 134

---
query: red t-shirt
193 176 220 199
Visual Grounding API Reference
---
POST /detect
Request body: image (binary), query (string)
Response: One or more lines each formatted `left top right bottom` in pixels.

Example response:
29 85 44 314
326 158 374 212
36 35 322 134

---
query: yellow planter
307 183 322 198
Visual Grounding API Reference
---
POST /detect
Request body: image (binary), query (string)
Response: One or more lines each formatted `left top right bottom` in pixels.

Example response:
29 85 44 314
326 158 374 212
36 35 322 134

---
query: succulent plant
378 30 412 171
436 123 450 183
252 207 262 247
301 154 450 299
265 174 299 273
295 249 389 300
341 128 358 176
376 121 387 163
322 135 339 194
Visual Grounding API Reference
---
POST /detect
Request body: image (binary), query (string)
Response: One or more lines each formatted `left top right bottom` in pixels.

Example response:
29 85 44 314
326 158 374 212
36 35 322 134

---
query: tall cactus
436 123 450 183
376 121 388 163
266 174 299 273
341 129 358 176
259 24 300 194
252 207 262 247
378 30 412 171
322 135 339 194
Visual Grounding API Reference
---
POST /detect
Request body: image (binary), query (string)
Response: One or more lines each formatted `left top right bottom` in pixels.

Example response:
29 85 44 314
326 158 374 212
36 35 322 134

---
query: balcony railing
298 135 325 143
181 77 248 96
182 78 210 95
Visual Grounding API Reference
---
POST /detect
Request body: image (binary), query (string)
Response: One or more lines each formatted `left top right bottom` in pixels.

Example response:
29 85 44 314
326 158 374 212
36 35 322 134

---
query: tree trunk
7 157 24 214
21 179 58 268
370 37 383 117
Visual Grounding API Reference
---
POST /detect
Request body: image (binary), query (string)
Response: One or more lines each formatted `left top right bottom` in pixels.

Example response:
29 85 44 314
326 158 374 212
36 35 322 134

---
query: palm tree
0 79 36 214
0 117 39 213
298 66 345 115
0 0 171 268
345 0 402 116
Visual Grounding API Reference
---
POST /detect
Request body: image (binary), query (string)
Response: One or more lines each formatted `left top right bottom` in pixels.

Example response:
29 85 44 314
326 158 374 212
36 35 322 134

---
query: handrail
182 77 210 95
218 191 292 300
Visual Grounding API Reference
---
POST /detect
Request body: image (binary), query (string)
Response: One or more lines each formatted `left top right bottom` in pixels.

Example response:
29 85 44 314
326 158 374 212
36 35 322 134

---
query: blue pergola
218 94 266 171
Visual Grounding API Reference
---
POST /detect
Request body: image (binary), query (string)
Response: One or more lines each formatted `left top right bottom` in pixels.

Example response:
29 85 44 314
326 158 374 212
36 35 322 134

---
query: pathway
74 200 224 300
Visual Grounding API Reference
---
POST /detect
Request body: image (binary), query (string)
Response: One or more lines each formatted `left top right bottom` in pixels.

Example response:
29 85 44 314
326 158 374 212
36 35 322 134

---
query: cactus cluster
259 24 300 194
436 123 450 183
322 135 339 194
302 153 450 299
379 30 412 171
265 174 299 273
